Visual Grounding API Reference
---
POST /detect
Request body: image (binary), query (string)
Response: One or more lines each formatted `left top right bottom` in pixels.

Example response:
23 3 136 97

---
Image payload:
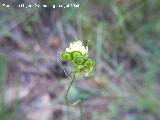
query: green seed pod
72 51 83 60
61 52 72 61
74 56 86 65
84 59 95 68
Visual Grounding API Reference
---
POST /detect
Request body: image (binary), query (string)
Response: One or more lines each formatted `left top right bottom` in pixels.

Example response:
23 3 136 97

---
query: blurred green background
0 0 160 120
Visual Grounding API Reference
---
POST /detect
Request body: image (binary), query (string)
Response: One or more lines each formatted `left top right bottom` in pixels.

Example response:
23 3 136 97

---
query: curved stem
58 59 81 105
65 74 81 105
58 59 84 120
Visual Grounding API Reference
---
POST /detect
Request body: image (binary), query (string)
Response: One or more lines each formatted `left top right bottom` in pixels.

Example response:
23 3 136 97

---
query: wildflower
60 39 95 105
61 40 95 75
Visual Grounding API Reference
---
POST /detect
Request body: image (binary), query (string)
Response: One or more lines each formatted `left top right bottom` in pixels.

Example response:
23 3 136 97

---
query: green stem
80 101 83 120
65 74 75 105
65 74 81 105
58 59 83 119
58 60 81 105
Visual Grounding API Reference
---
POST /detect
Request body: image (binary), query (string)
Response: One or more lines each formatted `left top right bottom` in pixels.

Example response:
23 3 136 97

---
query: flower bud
74 56 86 65
61 52 72 61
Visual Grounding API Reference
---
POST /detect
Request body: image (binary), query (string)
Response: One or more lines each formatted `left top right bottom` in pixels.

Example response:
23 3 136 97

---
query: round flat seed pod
74 56 86 65
61 52 72 61
72 51 83 60
84 59 95 68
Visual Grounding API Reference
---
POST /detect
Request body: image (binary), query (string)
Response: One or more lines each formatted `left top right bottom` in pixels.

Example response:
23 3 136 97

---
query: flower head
65 41 88 56
61 40 95 75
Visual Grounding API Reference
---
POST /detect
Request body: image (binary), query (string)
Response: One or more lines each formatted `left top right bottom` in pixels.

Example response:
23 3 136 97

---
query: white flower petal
65 40 88 55
76 41 82 46
70 43 74 48
66 48 71 52
80 46 85 54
